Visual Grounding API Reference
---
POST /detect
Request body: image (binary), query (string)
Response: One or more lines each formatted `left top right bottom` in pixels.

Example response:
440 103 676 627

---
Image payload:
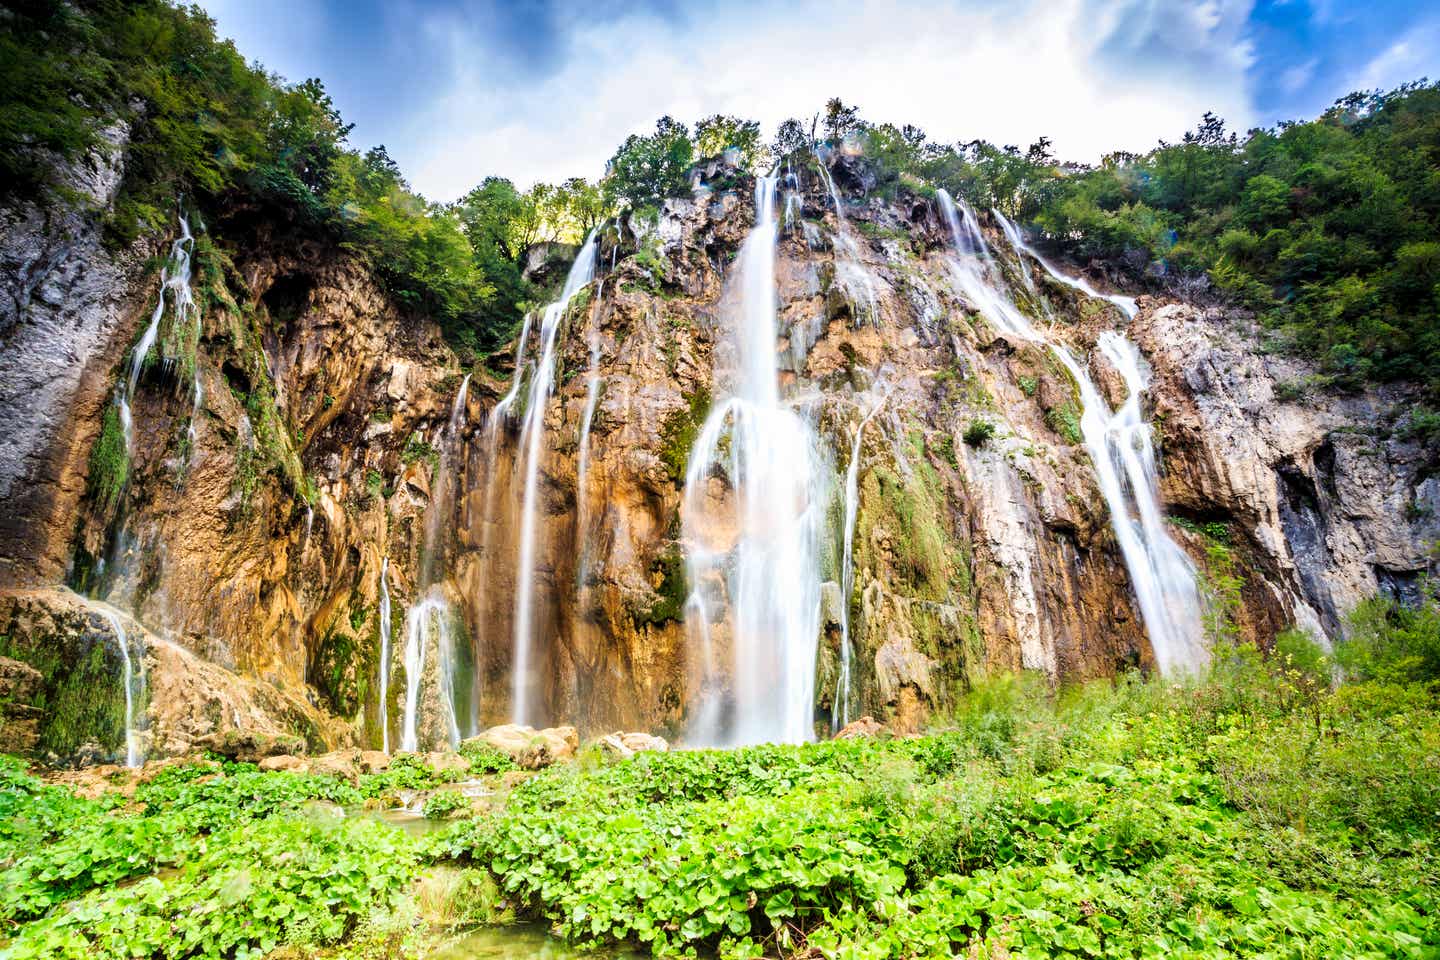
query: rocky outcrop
1135 304 1440 643
0 125 152 584
0 588 340 765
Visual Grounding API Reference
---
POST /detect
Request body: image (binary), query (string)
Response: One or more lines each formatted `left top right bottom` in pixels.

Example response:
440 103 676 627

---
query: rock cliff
2 149 1433 763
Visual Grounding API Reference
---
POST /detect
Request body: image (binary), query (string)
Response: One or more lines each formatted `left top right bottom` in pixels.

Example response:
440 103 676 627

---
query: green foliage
6 644 1440 959
85 404 129 515
1337 589 1440 683
962 420 995 447
603 116 695 210
1044 403 1082 444
658 388 711 485
695 115 767 171
421 661 1440 959
421 790 472 820
457 741 518 775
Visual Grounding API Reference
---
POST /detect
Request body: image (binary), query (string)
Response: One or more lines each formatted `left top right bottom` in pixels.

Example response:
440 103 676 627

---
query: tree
822 98 862 143
695 114 767 171
771 118 812 159
555 177 608 239
603 116 695 210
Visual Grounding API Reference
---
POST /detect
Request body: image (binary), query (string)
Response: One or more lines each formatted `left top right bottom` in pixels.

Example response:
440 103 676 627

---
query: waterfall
97 608 145 768
682 175 826 746
992 209 1138 320
575 278 606 588
119 214 196 452
511 232 599 725
937 190 1205 674
400 590 461 751
935 192 1040 341
185 375 203 462
814 155 880 326
378 557 392 753
397 373 473 750
835 392 887 730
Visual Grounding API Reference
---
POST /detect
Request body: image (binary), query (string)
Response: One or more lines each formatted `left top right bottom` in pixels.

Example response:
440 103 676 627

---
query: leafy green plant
962 420 995 447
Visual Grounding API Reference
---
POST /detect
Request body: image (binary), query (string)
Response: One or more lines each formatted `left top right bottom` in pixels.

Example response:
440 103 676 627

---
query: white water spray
400 590 462 751
511 232 599 725
683 175 826 746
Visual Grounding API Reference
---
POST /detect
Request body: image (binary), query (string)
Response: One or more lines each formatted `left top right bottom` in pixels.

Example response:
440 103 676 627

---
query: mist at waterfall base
681 175 827 748
937 190 1206 675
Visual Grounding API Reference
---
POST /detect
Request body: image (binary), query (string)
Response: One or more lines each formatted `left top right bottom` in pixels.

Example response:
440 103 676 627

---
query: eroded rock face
1135 304 1440 644
3 148 1434 764
0 125 152 585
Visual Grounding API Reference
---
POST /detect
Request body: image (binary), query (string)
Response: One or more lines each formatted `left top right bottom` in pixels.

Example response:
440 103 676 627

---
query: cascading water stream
834 391 887 730
937 191 1205 673
400 592 460 751
575 278 606 587
119 214 197 452
814 155 880 326
992 209 1138 320
97 608 146 768
511 232 599 725
398 375 472 751
378 557 392 752
682 175 826 746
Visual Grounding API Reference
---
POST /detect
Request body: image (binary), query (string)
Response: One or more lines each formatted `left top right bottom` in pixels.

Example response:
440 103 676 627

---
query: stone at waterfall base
834 716 887 739
201 729 307 763
464 724 579 769
596 732 670 759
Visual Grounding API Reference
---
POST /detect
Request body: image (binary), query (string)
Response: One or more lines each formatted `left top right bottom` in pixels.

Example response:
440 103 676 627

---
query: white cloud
1349 22 1440 92
204 0 1260 201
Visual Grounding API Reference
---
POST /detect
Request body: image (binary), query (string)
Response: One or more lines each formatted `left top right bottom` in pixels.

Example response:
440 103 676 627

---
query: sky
198 0 1440 201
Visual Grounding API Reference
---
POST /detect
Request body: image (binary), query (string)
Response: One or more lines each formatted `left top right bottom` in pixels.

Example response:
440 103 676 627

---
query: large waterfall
510 232 599 725
937 190 1205 673
682 175 827 746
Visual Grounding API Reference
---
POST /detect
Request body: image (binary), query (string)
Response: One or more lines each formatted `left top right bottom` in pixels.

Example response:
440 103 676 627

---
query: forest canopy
4 2 1436 390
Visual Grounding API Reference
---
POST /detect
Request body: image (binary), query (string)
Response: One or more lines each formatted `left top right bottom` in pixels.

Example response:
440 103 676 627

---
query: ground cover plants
1 628 1437 959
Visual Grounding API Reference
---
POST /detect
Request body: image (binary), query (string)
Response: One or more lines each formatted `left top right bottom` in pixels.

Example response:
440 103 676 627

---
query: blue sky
200 0 1440 201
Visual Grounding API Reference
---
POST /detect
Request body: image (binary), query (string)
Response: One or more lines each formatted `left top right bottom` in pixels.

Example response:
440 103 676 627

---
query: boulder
203 729 307 763
467 724 579 769
425 751 470 774
258 754 308 773
309 750 361 785
0 656 43 755
834 716 886 740
597 731 670 760
358 750 391 774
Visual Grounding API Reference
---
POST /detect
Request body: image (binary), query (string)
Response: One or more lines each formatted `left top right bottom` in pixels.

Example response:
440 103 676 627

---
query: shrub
962 420 995 447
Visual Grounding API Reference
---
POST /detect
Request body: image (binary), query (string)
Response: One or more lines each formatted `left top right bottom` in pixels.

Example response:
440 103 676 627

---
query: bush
962 420 995 447
1337 591 1440 683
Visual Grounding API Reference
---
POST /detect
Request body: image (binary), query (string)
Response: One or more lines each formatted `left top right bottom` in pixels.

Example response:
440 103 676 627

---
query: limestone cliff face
2 150 1434 764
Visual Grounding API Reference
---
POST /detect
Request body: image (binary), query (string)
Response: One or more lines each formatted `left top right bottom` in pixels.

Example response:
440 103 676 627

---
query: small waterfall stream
937 190 1205 673
378 557 392 753
814 154 880 326
511 233 599 725
682 175 827 746
835 391 887 730
96 608 146 768
398 375 473 750
118 215 197 452
575 278 606 587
